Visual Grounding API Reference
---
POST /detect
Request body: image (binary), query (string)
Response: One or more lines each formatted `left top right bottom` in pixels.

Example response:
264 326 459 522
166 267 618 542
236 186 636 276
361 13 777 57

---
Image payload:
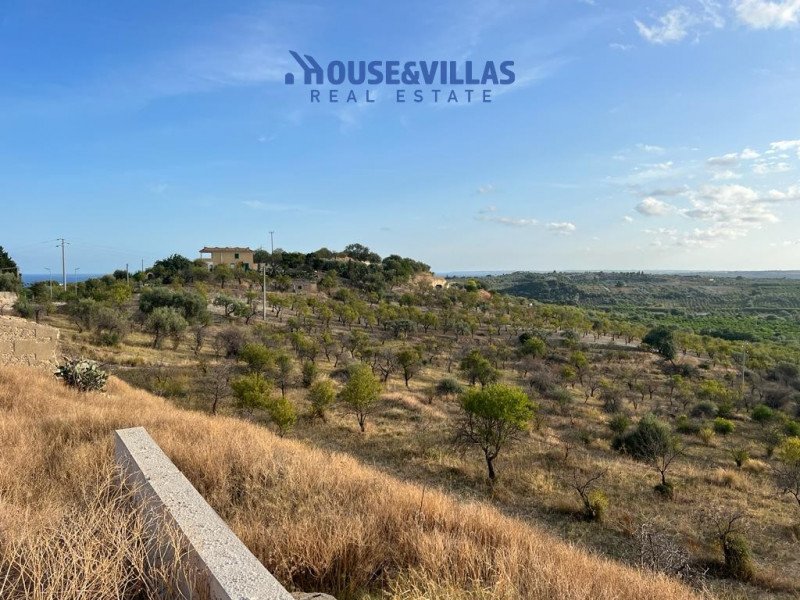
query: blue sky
1 0 799 274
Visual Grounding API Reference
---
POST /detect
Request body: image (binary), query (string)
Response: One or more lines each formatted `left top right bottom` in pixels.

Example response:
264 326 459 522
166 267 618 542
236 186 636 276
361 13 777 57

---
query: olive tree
339 363 382 432
613 414 683 497
455 384 534 482
145 307 187 349
775 437 800 512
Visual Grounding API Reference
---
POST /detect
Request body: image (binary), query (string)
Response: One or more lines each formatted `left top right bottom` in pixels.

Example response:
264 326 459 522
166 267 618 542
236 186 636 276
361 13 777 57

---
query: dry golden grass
0 365 703 600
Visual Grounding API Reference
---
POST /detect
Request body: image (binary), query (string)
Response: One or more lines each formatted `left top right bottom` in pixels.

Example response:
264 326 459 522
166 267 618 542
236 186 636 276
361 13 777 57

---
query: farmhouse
199 246 255 270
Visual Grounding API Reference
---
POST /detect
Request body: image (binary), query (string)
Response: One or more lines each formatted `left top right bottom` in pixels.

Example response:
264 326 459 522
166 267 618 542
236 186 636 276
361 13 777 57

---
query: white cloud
733 0 800 29
753 161 791 174
637 143 665 153
636 8 693 43
764 185 800 202
623 215 635 223
711 169 742 180
740 148 760 160
635 2 724 44
636 196 673 216
477 184 496 195
477 215 538 227
609 42 633 50
682 184 779 225
546 221 577 234
769 139 800 158
707 152 740 166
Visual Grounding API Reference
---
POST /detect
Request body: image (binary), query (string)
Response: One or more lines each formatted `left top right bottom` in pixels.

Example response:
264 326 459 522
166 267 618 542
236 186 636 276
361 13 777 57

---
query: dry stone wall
0 315 59 369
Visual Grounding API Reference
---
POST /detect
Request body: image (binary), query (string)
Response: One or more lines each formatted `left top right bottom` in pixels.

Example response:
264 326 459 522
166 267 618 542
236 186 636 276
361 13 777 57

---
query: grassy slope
0 366 700 600
46 297 800 599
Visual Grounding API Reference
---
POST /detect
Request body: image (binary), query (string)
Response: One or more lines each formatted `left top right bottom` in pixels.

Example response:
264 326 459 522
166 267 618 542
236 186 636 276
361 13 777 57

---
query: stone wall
0 315 59 369
0 292 17 315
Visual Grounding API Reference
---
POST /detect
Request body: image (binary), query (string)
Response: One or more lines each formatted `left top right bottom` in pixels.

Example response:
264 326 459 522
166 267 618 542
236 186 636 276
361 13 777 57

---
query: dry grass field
0 365 707 600
32 288 800 600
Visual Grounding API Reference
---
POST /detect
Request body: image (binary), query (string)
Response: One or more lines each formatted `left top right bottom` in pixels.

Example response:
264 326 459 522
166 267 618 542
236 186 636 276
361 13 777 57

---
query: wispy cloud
476 205 537 226
546 221 576 234
733 0 800 29
636 196 674 216
635 1 724 44
478 215 538 226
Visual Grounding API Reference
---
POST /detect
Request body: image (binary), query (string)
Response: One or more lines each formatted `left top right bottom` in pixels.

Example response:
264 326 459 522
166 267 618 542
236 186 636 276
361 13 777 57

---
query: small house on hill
199 247 255 271
291 278 318 293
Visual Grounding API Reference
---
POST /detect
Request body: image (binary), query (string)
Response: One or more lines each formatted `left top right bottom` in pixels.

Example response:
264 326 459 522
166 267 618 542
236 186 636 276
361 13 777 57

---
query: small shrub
301 361 318 388
722 534 754 581
697 426 716 446
654 481 674 499
586 489 608 522
613 415 672 460
692 400 718 418
308 379 336 422
713 418 735 436
268 396 297 437
730 448 749 468
608 413 630 436
784 420 800 437
435 377 463 399
55 358 108 392
675 415 700 435
750 404 774 426
709 468 746 490
717 401 735 419
742 459 768 474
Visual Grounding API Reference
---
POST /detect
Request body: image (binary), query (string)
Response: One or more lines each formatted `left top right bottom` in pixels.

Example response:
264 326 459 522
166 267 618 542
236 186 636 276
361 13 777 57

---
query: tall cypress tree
0 246 18 276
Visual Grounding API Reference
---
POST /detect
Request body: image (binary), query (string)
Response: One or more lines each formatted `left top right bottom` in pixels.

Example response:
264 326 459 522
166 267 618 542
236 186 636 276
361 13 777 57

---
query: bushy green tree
269 396 296 437
0 246 19 277
775 437 800 512
459 350 500 387
230 372 273 414
397 347 422 388
239 342 274 373
145 307 187 349
339 363 382 432
642 326 676 361
614 414 682 495
308 379 336 422
456 384 534 481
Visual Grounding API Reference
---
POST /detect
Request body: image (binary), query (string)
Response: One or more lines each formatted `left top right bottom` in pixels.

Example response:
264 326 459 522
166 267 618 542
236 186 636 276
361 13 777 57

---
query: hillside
8 246 800 599
0 366 700 599
474 271 800 355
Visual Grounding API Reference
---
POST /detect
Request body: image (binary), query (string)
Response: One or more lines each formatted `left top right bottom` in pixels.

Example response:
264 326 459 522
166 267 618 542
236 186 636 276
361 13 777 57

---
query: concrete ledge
114 426 295 600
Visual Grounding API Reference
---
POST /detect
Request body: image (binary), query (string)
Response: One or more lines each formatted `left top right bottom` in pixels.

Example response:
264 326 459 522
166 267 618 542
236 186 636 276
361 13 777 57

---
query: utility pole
126 263 130 287
57 238 67 290
262 250 267 321
269 230 275 277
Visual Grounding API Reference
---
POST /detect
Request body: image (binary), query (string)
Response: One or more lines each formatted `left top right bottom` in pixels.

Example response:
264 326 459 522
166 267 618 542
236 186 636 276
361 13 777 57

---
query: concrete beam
114 426 295 600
